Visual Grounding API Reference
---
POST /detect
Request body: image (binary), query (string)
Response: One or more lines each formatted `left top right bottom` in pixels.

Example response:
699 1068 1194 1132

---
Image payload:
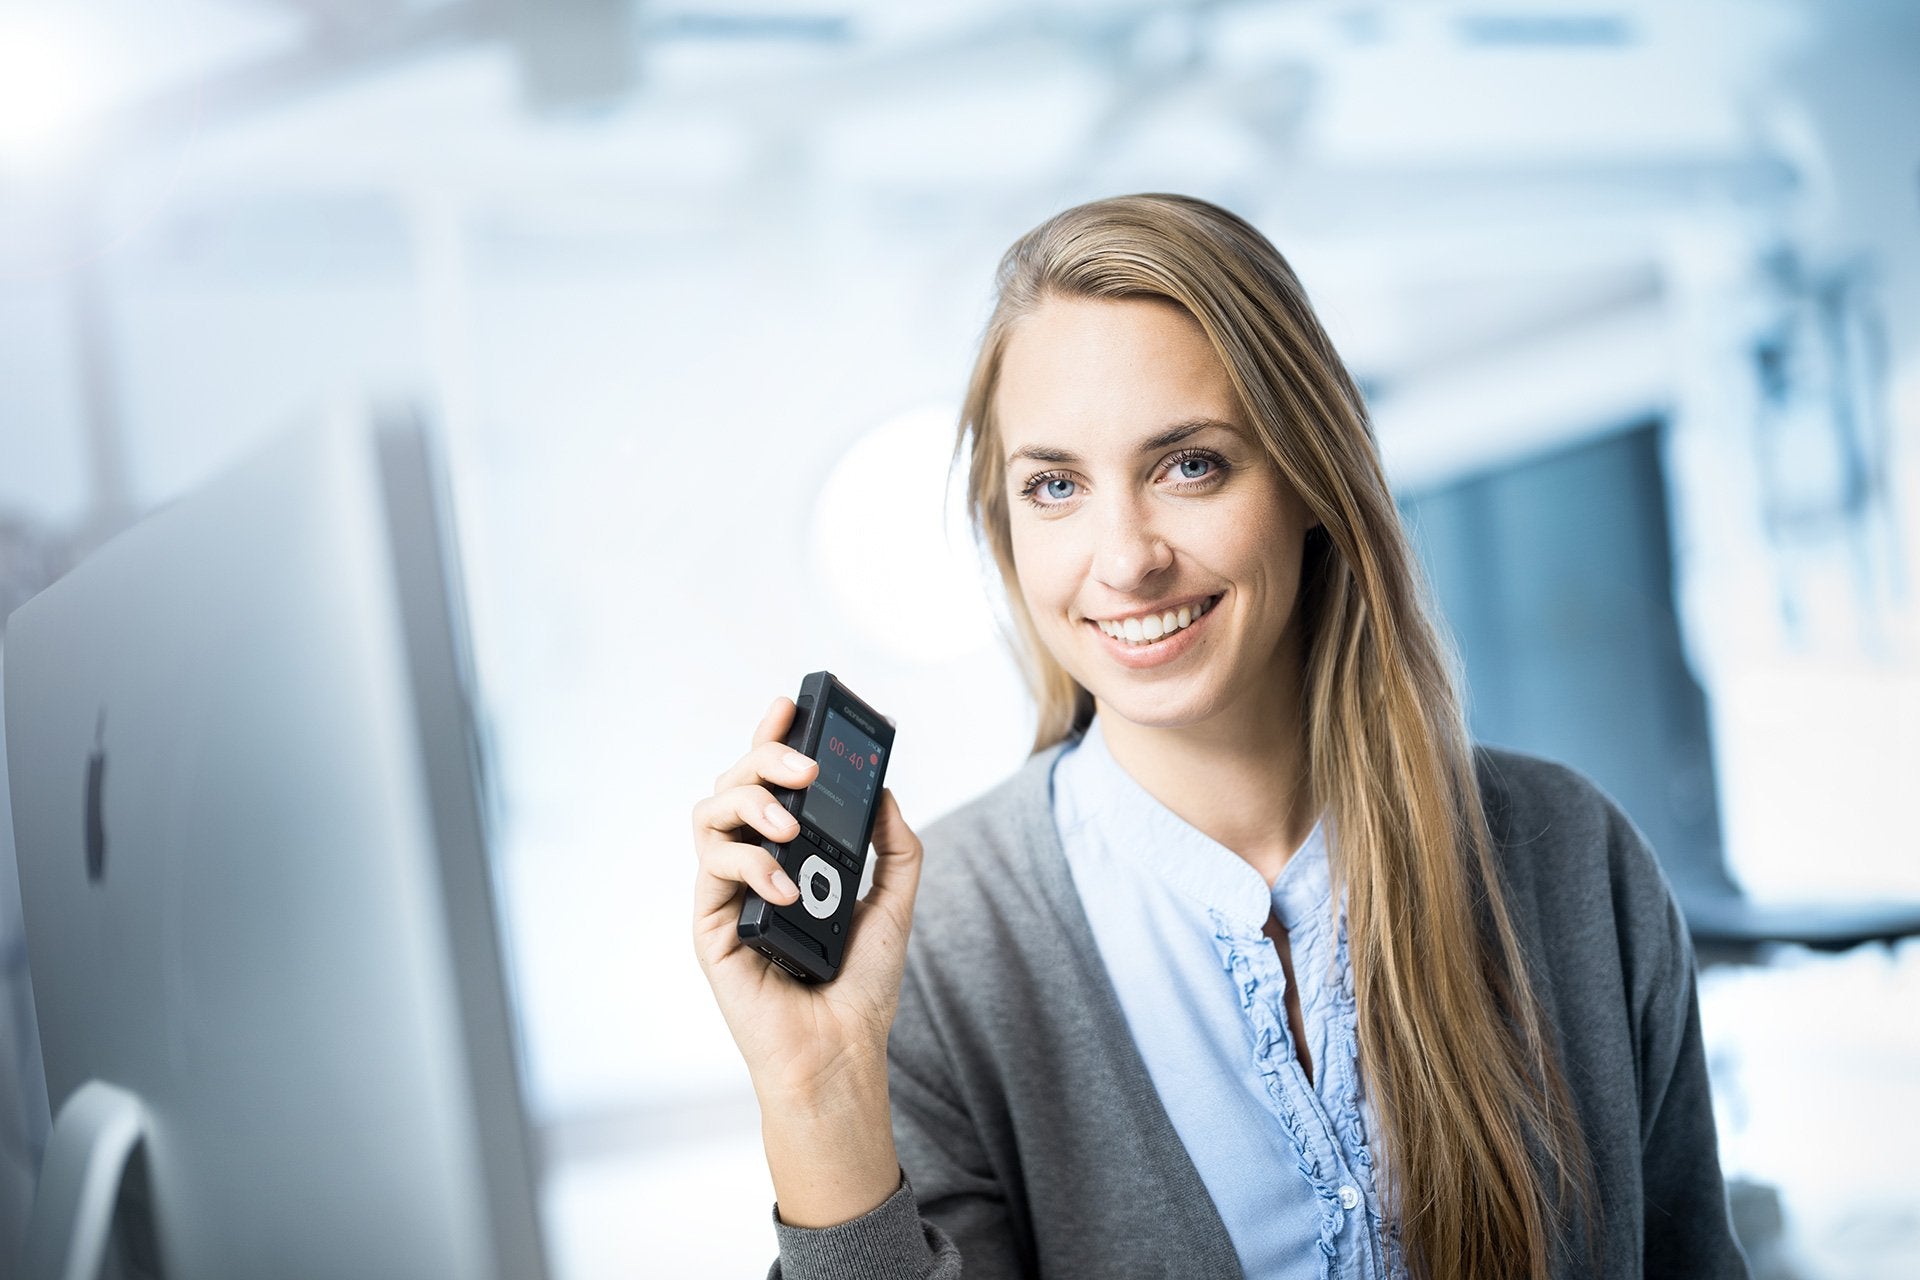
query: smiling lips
1089 594 1219 647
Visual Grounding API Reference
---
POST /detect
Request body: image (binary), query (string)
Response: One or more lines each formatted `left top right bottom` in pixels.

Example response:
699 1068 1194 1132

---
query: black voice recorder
736 672 895 984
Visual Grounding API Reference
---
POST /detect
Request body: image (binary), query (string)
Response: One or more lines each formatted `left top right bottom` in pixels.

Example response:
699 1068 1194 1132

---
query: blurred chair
1403 421 1920 954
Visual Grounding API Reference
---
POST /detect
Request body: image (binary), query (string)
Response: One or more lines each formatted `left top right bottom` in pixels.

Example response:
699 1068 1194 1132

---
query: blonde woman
691 194 1749 1280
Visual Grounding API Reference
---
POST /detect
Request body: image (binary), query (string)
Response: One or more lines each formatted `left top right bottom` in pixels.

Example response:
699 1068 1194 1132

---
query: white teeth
1096 596 1217 647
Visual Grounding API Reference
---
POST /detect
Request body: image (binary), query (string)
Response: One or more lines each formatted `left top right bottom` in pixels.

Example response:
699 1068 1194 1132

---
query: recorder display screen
800 707 884 854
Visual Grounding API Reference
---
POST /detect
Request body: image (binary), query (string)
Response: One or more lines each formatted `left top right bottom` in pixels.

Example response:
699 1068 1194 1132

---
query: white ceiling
0 0 1873 423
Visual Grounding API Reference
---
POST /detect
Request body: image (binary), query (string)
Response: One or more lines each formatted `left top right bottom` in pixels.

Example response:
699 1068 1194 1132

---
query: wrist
759 1072 901 1229
752 1050 890 1116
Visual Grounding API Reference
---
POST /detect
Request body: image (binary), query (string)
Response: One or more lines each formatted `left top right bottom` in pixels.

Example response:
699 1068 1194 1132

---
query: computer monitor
3 408 548 1279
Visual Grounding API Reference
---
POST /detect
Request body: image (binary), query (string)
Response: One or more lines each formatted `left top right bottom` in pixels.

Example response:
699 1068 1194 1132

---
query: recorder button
796 854 842 920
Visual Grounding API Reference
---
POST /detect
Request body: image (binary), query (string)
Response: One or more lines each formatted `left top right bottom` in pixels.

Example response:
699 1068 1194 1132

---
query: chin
1084 678 1236 734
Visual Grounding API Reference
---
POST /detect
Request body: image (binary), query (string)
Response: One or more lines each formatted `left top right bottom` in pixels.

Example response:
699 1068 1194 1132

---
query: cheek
1172 503 1266 585
1224 475 1308 572
1009 523 1081 625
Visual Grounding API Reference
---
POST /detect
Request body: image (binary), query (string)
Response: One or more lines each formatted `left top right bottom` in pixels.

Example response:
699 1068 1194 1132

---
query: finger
870 789 921 859
752 696 795 750
693 783 803 846
860 789 923 925
713 739 819 796
694 839 801 916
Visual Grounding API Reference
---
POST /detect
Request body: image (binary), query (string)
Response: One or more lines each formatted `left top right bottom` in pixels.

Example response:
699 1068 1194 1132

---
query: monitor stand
24 1081 149 1280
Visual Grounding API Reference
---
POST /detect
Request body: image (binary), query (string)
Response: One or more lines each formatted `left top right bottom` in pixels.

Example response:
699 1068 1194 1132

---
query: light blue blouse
1050 719 1403 1280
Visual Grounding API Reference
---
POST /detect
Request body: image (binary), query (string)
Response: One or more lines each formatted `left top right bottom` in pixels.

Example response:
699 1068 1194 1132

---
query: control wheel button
795 854 842 920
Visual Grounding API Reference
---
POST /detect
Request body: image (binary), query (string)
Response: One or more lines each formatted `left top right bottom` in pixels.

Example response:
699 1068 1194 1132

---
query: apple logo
85 708 107 884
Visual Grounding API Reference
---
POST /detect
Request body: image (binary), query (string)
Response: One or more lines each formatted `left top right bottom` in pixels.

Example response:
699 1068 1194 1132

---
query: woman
691 194 1748 1280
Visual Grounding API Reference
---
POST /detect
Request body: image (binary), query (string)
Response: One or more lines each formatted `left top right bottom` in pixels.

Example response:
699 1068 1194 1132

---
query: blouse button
1338 1184 1360 1211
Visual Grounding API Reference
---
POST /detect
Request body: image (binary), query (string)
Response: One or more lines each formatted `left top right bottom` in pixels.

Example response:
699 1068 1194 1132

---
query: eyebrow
1005 418 1242 467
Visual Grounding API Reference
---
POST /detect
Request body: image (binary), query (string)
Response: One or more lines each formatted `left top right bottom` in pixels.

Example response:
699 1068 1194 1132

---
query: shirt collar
1053 716 1331 933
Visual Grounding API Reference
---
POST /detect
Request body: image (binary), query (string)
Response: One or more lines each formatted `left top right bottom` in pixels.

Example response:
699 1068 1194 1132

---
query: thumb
862 789 923 926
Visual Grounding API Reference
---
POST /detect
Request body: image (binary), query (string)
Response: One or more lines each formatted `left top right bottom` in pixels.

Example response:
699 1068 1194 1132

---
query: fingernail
771 869 798 898
765 803 794 830
784 751 811 772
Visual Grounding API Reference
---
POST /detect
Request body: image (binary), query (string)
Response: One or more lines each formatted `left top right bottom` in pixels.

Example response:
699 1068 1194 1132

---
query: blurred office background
1 0 1916 1275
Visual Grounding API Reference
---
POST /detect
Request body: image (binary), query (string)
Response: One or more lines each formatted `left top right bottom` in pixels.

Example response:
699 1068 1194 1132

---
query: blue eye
1020 471 1079 507
1166 449 1229 485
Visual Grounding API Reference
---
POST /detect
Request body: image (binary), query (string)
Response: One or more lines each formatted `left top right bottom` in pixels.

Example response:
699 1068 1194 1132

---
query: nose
1090 496 1174 594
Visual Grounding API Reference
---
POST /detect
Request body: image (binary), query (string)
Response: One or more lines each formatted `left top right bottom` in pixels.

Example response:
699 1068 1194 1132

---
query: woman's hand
691 695 925 1105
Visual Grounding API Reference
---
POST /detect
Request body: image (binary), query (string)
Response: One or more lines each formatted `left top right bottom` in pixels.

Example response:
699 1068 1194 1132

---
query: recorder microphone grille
769 912 827 960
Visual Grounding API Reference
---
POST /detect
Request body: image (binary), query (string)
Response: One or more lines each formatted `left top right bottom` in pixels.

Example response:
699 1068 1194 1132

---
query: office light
0 15 97 172
809 403 998 664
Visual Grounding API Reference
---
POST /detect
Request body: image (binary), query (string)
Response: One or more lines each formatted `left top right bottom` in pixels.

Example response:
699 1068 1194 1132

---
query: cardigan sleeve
765 960 1023 1280
765 1168 955 1280
1611 803 1751 1279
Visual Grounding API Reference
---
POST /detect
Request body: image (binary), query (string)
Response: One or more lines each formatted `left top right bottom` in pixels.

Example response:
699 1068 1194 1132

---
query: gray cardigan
769 745 1749 1279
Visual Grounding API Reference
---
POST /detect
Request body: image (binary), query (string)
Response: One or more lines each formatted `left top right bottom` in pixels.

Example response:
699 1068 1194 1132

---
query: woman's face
995 294 1316 735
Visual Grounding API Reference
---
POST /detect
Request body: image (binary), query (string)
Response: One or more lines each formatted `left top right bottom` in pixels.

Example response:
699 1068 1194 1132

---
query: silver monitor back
3 408 547 1279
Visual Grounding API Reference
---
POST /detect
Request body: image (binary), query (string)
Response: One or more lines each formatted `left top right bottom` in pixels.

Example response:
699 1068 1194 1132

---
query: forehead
994 295 1242 455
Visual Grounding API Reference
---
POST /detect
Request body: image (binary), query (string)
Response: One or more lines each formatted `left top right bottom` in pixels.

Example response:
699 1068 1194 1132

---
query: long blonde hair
957 194 1596 1280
